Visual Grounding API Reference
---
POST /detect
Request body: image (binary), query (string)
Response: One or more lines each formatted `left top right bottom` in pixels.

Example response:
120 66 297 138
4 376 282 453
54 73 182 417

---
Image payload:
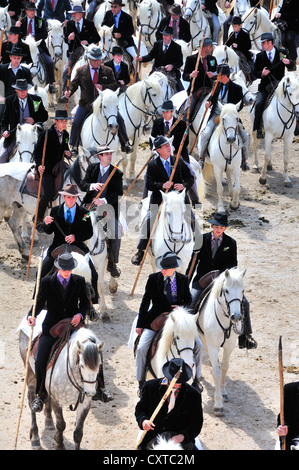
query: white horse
0 5 11 31
148 189 196 274
19 325 104 449
137 0 164 50
241 7 281 50
150 307 199 381
46 19 68 101
184 0 211 48
0 123 39 163
201 103 242 213
118 77 164 181
250 74 299 187
23 35 48 87
197 268 246 416
80 88 121 152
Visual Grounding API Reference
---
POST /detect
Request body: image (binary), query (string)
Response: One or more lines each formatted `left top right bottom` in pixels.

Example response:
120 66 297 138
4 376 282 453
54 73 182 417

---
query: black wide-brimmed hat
7 45 26 57
261 32 273 42
208 212 229 227
111 46 123 55
161 100 176 111
232 16 242 25
169 3 182 16
68 5 85 14
159 26 174 36
25 2 36 9
54 252 78 271
8 26 21 35
156 251 182 270
153 135 172 150
58 183 83 197
217 63 230 76
51 109 72 120
12 79 29 91
162 358 192 384
109 0 125 5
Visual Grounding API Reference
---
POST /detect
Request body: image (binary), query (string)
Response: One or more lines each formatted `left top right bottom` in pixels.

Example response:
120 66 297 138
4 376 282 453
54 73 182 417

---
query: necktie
212 237 219 258
115 64 119 72
165 159 171 178
202 57 207 72
172 20 177 39
52 0 55 10
268 51 272 62
163 44 168 54
20 100 25 123
66 208 72 223
166 277 173 303
27 19 32 35
113 14 117 25
62 278 68 289
92 68 98 84
76 22 80 33
221 85 226 99
164 120 170 135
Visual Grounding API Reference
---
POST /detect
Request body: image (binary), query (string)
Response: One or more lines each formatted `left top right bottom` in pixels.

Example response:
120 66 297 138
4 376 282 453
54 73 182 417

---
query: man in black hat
135 358 203 450
198 63 250 170
186 212 257 350
156 3 191 43
79 145 123 278
27 252 90 412
131 135 201 266
61 4 101 97
135 252 203 395
16 2 56 93
105 46 130 91
136 25 184 92
0 25 32 64
226 15 254 82
102 0 136 59
0 45 33 98
0 78 48 163
33 109 72 224
253 32 294 139
64 46 133 155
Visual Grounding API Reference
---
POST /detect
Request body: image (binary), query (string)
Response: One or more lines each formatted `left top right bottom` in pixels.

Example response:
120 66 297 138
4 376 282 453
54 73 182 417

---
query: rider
198 63 250 171
79 145 123 279
201 0 221 44
253 32 294 139
27 252 90 412
226 16 255 81
186 212 257 350
104 46 130 92
0 25 32 65
0 78 48 163
156 3 191 43
135 252 204 396
64 46 133 156
131 135 202 266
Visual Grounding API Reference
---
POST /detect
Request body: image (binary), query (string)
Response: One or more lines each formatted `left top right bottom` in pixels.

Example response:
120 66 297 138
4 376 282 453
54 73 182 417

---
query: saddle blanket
0 162 34 181
16 310 47 340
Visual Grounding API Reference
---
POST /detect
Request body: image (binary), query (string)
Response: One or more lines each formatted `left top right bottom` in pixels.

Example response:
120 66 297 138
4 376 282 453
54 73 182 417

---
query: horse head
47 19 65 59
160 189 192 245
15 123 39 162
217 103 239 144
184 0 200 21
75 329 104 397
0 5 11 31
142 78 164 117
157 307 199 374
93 88 120 135
212 268 246 325
280 75 299 118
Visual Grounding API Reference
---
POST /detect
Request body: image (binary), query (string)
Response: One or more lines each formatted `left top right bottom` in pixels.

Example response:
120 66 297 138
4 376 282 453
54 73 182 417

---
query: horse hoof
102 312 111 323
251 167 260 174
267 163 273 171
284 181 293 188
214 407 224 417
222 393 229 402
31 439 42 450
259 177 267 185
229 203 239 211
109 283 118 294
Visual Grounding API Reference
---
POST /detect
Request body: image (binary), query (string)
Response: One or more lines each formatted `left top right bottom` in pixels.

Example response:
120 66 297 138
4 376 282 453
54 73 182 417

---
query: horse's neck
124 83 145 116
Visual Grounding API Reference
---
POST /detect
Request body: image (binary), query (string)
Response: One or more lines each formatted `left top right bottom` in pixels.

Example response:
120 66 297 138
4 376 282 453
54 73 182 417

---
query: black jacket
254 48 295 93
102 9 134 47
183 53 217 94
104 59 130 86
141 40 183 79
30 273 90 335
187 231 237 290
63 18 100 55
33 123 70 173
137 271 192 329
0 63 33 97
135 378 203 449
156 15 191 42
226 28 252 61
151 116 189 160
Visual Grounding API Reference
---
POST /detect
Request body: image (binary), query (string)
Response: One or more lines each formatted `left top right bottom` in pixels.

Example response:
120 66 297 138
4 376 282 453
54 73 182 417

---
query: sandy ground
0 82 299 452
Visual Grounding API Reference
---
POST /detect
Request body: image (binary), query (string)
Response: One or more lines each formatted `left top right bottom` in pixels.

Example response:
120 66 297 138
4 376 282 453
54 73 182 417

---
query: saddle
133 313 170 364
194 270 220 315
19 160 69 200
30 319 84 370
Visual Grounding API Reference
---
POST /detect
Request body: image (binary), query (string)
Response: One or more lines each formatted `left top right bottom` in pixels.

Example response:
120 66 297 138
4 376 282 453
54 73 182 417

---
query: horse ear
224 269 230 278
36 39 43 47
97 341 104 352
160 190 167 201
17 124 22 131
241 269 246 278
170 311 176 323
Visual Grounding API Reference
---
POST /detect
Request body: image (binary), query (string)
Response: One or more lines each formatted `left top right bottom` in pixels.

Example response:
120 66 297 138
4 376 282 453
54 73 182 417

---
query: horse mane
214 104 238 139
72 328 101 371
157 307 197 361
47 19 63 31
210 268 244 299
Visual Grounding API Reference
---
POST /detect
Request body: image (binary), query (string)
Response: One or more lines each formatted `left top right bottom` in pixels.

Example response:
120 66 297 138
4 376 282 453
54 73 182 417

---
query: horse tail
202 160 214 183
197 168 206 203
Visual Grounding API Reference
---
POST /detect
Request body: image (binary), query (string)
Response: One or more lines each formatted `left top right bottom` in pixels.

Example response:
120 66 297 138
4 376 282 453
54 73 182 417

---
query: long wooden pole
135 367 182 449
185 34 205 127
133 28 142 84
26 130 48 278
278 335 286 450
87 157 123 211
15 250 43 449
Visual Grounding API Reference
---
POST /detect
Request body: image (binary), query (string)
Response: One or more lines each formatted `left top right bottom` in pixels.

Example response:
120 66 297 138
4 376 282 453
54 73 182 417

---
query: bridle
275 80 299 138
163 205 192 255
214 288 244 347
218 115 241 170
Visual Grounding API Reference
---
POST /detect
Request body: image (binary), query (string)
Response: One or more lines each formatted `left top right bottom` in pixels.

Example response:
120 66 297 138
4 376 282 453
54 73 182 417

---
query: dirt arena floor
0 74 299 453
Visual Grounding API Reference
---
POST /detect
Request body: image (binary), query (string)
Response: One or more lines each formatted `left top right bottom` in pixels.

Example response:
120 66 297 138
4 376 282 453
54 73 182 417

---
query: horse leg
213 166 226 213
26 370 43 449
220 339 237 403
229 168 240 210
282 135 293 188
73 403 91 450
128 145 138 181
52 400 66 450
121 151 128 187
206 342 224 416
251 131 260 172
44 398 55 431
259 133 273 185
7 202 30 261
